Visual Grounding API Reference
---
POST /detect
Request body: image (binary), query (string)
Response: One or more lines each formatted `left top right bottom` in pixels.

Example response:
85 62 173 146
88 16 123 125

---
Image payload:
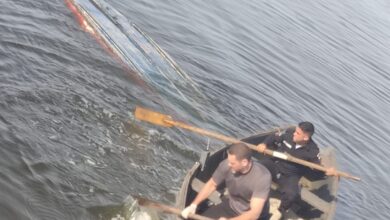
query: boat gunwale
176 126 339 220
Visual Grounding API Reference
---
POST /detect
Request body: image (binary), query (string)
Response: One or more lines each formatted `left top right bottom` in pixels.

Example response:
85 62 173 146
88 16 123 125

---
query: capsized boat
176 126 339 220
65 0 205 112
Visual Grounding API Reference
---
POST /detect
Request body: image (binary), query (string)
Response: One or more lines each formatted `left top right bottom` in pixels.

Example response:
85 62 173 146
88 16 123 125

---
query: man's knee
282 188 299 202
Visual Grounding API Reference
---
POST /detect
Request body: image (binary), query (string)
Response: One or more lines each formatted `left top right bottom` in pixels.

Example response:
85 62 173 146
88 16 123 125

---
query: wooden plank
300 188 331 213
299 176 329 190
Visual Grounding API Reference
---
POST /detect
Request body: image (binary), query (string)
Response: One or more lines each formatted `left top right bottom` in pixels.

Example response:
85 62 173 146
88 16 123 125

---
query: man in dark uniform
257 122 336 217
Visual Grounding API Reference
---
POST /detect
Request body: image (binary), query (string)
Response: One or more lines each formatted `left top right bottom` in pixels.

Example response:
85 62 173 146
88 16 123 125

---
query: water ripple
1 0 390 219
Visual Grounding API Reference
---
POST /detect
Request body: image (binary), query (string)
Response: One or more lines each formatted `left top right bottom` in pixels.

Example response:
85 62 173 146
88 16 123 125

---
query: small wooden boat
176 126 339 220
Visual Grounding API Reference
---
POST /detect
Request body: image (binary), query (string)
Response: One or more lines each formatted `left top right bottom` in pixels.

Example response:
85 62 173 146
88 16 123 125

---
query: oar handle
165 119 360 181
272 150 361 180
165 119 239 143
155 204 213 220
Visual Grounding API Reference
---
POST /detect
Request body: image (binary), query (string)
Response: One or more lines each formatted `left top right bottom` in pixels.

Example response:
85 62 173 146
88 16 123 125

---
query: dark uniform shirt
264 128 321 177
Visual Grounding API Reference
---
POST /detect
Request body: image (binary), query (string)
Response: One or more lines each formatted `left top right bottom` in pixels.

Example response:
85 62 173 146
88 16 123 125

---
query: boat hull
65 0 205 108
176 127 339 220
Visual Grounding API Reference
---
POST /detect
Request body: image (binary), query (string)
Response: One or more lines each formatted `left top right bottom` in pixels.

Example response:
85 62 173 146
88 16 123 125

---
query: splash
87 195 159 220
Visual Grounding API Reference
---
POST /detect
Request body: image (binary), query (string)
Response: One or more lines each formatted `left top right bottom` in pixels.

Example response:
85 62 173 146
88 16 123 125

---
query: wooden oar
136 196 215 220
134 106 361 181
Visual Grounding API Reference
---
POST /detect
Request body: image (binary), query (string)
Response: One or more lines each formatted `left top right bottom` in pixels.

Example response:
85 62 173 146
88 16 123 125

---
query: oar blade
135 106 173 127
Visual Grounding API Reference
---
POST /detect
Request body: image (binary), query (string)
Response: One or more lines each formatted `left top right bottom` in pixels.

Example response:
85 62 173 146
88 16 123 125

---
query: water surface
1 0 389 219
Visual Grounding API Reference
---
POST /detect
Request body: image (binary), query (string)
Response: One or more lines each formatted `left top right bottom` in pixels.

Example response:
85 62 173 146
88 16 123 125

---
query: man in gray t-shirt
181 143 271 220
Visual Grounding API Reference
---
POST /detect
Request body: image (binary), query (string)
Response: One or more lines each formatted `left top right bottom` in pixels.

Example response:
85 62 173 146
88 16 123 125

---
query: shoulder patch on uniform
283 140 293 149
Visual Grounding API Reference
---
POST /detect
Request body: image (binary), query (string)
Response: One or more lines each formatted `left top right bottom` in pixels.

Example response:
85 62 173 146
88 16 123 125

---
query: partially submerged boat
65 0 206 116
176 126 339 220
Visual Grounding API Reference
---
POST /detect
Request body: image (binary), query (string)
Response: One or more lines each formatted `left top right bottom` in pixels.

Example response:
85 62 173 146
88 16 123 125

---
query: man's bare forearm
192 178 217 205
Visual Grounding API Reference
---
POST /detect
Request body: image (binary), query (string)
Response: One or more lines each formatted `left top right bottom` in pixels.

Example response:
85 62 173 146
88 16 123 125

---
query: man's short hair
227 143 252 161
298 121 315 137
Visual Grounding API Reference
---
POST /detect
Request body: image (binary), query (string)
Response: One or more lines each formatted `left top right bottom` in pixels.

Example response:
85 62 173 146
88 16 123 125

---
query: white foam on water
129 211 153 220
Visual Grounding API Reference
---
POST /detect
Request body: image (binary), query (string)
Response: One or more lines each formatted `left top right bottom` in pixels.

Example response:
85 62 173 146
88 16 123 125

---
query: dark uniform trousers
261 128 321 214
260 158 300 212
202 197 270 220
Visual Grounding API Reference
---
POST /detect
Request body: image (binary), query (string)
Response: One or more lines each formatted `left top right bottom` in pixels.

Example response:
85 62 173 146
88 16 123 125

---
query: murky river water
1 0 389 219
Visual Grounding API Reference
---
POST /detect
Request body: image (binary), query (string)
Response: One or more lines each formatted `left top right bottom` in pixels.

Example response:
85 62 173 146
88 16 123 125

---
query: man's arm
258 129 288 152
227 197 266 220
305 146 338 177
192 178 218 206
181 178 218 219
257 132 283 152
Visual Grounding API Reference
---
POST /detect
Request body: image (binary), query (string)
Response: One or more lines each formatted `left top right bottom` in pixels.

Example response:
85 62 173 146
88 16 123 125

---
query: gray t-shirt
212 159 271 214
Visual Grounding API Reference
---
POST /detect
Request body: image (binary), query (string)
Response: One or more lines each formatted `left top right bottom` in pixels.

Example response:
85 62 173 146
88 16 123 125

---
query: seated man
257 122 337 217
181 143 272 220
